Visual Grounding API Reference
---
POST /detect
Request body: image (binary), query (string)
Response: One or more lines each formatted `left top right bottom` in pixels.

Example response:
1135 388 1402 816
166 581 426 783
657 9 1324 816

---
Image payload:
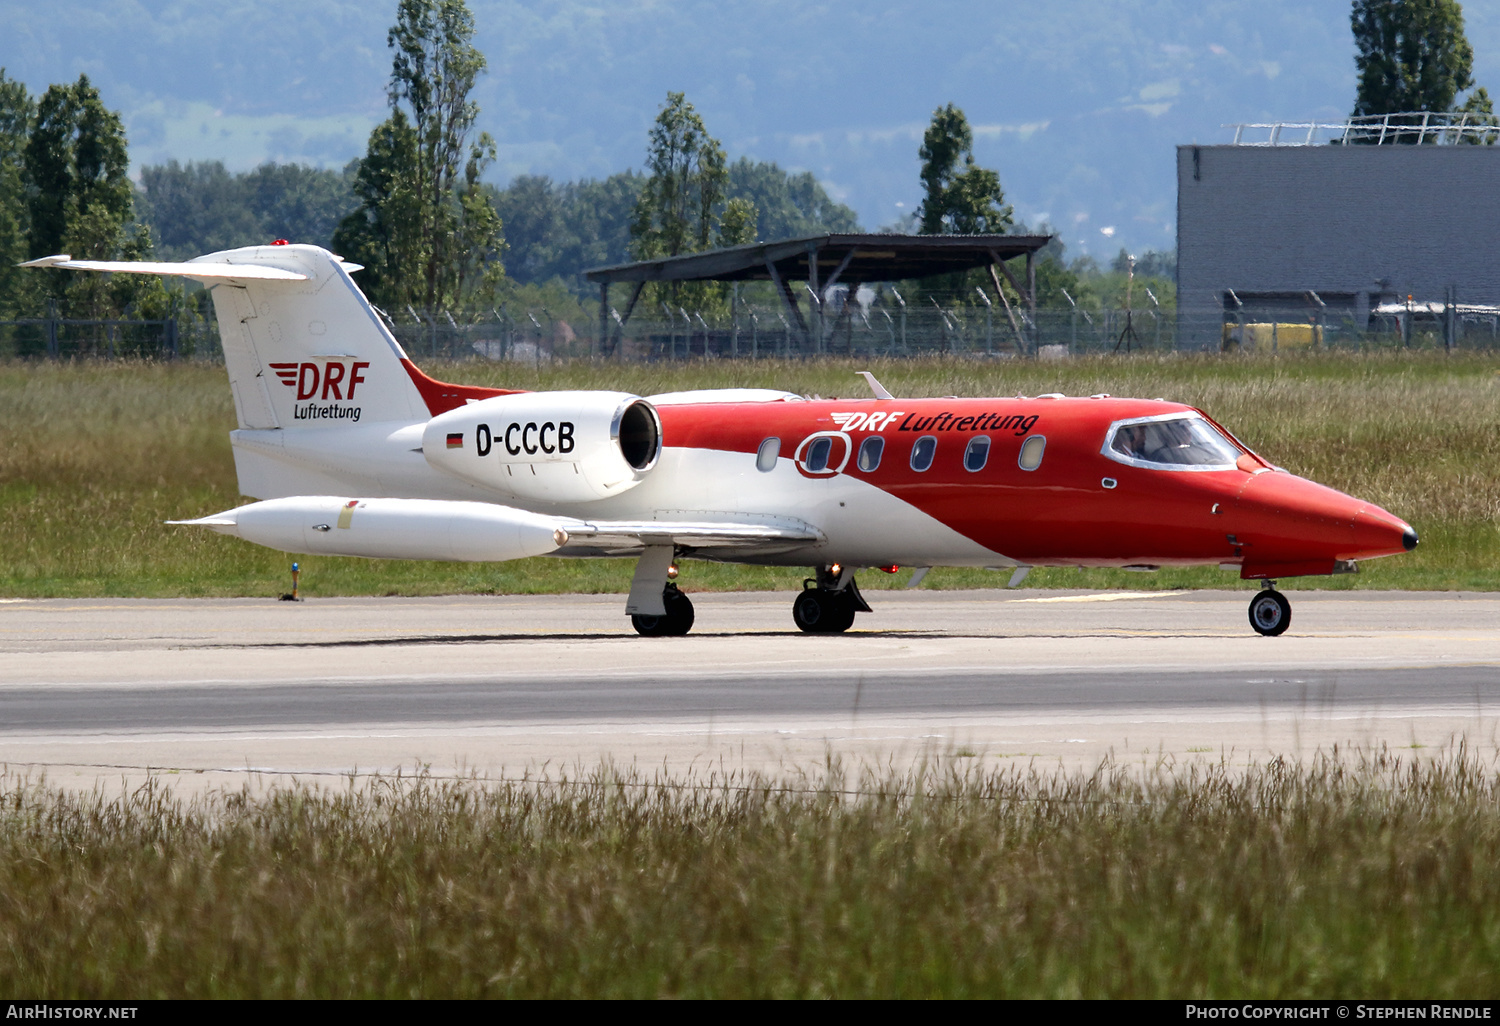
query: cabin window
1104 415 1240 470
806 436 833 473
1018 435 1046 471
964 435 991 472
756 437 780 472
857 436 884 472
910 435 937 472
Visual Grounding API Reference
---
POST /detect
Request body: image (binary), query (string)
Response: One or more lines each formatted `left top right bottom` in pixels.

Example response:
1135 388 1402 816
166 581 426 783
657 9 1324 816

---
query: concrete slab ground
1 590 1496 793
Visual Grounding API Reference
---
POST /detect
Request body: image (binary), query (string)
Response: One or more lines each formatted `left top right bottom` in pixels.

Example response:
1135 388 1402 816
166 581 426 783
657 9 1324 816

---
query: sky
5 0 1499 260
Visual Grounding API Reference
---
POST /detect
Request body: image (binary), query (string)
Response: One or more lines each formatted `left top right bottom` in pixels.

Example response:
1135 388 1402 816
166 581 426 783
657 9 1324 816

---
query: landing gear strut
1248 581 1290 637
631 582 695 637
792 566 871 634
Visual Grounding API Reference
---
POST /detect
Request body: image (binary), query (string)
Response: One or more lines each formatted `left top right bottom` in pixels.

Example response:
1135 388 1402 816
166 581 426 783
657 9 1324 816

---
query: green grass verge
3 351 1499 597
4 750 1500 997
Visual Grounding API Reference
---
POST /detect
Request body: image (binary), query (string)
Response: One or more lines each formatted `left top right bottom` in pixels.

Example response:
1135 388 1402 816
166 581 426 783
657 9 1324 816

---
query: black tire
632 586 695 637
793 589 856 634
1248 589 1291 637
792 590 826 633
826 593 856 633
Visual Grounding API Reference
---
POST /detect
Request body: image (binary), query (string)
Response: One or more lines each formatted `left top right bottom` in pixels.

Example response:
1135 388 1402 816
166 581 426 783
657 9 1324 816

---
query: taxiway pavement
1 589 1497 792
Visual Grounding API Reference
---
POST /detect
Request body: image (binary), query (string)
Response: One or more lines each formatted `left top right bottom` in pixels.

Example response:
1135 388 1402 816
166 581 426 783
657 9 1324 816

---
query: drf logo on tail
270 361 370 400
270 361 370 423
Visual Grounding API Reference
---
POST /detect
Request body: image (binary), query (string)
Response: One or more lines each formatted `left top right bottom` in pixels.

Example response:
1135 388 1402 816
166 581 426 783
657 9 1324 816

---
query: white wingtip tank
170 496 566 562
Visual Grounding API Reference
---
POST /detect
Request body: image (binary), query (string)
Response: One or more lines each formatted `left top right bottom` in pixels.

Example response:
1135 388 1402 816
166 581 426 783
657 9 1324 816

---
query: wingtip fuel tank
170 496 566 563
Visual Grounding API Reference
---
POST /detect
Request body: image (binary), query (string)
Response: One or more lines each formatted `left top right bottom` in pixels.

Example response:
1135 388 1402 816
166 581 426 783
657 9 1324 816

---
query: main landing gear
793 565 872 634
1248 580 1291 637
631 581 695 637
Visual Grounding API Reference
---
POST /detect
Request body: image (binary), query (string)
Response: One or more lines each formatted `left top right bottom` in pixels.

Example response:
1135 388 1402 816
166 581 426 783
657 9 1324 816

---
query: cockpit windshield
1105 415 1241 469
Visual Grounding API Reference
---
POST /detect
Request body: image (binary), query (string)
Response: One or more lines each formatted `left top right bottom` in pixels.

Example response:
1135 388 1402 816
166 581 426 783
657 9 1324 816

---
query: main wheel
632 585 695 637
792 589 856 634
1248 589 1291 637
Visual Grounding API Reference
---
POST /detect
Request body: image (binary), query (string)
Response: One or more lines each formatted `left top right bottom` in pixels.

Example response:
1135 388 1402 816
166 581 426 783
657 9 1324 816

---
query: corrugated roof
584 233 1052 284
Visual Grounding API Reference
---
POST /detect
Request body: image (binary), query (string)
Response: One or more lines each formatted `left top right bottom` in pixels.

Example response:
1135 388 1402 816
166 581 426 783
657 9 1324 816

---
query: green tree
22 75 160 322
631 92 729 261
718 197 757 247
137 160 263 259
24 75 132 261
630 92 755 316
240 161 359 248
724 157 860 241
918 103 1012 235
335 0 503 314
1454 86 1498 142
0 70 35 319
1351 0 1490 137
334 113 424 312
492 171 646 291
492 160 857 297
138 160 359 261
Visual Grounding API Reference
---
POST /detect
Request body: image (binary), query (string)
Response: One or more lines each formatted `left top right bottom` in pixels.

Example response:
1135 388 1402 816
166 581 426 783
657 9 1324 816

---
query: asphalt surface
2 589 1497 791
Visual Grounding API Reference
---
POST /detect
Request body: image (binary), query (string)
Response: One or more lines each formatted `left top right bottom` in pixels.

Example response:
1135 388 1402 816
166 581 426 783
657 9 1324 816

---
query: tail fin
22 244 514 427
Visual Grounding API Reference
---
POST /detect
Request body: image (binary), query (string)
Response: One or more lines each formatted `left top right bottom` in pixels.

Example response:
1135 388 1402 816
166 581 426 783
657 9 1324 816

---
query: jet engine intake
421 391 661 503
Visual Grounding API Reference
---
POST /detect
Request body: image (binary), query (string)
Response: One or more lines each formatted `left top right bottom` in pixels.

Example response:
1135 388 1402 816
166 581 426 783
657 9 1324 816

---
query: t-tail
20 244 515 430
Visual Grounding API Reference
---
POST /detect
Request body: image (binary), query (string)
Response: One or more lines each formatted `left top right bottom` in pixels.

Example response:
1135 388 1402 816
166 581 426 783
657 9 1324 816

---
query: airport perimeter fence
0 304 217 362
6 302 1500 364
379 304 1500 362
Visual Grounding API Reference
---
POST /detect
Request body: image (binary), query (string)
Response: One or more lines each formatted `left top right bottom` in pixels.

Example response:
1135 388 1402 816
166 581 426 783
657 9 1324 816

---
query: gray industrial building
1176 120 1500 350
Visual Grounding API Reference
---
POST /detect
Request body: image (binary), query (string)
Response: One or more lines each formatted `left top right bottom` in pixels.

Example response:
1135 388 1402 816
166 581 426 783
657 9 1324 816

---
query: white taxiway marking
1009 591 1186 604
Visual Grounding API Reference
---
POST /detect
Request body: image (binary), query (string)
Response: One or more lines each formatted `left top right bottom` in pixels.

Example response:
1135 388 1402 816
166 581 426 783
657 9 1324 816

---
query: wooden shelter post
766 257 810 349
987 249 1027 354
806 242 822 355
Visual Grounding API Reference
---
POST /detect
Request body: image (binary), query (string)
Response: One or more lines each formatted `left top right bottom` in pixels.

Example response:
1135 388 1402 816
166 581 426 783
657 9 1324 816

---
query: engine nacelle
420 391 661 504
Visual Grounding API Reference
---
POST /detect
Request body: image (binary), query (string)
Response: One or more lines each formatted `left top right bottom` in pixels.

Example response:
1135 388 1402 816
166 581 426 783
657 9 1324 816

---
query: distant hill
6 0 1496 258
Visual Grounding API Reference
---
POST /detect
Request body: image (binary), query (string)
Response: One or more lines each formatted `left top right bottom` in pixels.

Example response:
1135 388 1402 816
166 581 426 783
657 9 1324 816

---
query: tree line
4 0 1482 337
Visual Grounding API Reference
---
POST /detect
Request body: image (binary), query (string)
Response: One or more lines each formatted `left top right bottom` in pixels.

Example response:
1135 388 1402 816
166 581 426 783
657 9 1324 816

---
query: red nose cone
1353 506 1418 559
1231 471 1415 572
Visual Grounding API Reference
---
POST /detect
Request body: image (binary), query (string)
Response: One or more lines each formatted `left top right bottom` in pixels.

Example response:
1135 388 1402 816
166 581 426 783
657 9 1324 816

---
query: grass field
2 749 1498 998
2 351 1499 597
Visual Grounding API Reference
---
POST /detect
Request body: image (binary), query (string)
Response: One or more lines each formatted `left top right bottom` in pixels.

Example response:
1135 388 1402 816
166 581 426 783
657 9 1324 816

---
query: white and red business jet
25 243 1418 637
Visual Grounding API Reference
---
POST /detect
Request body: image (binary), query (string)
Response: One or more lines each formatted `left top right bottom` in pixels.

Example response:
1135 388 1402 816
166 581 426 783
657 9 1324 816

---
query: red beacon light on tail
270 239 289 246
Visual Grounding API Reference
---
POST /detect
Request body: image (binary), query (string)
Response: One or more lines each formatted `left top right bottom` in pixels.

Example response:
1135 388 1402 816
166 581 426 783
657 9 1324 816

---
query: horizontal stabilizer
20 255 308 281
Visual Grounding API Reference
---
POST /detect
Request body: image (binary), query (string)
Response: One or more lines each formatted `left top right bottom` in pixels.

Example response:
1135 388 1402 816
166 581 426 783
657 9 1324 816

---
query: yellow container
1222 322 1322 351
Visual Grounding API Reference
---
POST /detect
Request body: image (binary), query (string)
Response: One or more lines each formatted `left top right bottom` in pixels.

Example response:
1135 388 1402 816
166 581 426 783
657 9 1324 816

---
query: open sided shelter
585 233 1052 356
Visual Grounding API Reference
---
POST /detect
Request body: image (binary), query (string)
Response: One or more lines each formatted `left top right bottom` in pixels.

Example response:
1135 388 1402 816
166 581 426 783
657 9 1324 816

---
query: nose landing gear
793 565 872 634
1248 581 1291 637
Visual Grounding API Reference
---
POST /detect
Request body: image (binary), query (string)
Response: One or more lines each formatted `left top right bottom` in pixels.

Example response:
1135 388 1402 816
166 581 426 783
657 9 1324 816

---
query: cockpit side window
1105 415 1241 470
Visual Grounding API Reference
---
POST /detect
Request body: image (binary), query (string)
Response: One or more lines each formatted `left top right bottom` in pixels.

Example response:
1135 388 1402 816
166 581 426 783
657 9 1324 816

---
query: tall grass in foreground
2 749 1499 997
3 351 1499 596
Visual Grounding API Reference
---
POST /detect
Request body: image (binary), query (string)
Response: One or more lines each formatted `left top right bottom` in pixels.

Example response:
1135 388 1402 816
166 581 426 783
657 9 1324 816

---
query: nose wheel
793 587 857 633
1248 586 1291 637
631 583 695 637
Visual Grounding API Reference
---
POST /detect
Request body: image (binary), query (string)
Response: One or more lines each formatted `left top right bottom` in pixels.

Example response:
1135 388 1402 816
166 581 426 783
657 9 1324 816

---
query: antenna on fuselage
856 370 895 400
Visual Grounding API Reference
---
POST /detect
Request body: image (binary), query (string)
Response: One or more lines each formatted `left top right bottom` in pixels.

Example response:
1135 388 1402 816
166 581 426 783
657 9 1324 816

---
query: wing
554 516 823 558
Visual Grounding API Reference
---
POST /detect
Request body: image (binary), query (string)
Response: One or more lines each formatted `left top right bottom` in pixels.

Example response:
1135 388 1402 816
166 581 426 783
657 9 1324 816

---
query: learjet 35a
24 243 1418 636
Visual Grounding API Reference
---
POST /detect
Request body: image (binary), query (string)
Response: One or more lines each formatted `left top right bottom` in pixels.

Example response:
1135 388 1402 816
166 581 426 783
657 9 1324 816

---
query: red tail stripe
399 358 526 415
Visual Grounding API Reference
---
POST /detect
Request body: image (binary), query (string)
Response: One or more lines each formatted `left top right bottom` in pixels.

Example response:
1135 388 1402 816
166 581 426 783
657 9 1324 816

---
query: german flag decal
446 432 463 449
